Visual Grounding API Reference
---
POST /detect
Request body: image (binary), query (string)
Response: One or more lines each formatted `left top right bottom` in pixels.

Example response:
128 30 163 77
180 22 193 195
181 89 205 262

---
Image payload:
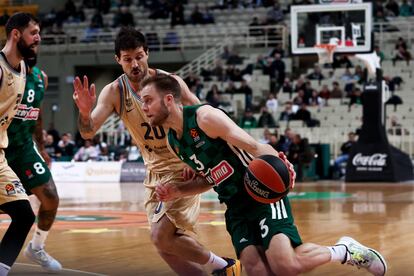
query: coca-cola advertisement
352 153 387 171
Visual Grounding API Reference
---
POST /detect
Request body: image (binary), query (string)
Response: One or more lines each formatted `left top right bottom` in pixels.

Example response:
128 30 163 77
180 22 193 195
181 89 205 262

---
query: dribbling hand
278 152 296 189
73 76 96 116
155 183 180 202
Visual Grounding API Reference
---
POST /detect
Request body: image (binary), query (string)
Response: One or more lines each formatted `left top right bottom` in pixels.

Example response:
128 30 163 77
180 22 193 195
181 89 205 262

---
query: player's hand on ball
155 183 180 201
182 166 196 181
278 152 296 189
73 75 96 116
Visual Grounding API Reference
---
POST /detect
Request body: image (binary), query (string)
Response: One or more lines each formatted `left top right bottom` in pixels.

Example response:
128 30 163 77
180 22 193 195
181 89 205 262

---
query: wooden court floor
2 180 414 276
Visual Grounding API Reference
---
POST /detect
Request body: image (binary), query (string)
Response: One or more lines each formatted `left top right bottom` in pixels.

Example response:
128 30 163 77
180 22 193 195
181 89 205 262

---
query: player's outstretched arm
73 76 115 139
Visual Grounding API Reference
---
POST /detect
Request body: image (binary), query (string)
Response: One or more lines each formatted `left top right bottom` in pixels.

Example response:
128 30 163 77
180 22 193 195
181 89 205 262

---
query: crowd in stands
44 123 140 162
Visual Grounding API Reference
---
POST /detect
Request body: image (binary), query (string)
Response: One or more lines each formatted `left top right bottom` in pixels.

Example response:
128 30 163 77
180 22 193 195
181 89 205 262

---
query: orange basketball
244 155 291 204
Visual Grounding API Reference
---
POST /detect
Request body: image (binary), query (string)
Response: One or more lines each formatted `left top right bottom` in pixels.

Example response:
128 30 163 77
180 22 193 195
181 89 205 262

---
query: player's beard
151 100 169 126
17 37 38 60
127 66 147 83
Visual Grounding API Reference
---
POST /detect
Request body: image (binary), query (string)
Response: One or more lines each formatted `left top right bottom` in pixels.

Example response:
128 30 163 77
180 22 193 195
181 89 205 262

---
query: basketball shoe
24 242 62 272
335 236 387 276
212 257 241 276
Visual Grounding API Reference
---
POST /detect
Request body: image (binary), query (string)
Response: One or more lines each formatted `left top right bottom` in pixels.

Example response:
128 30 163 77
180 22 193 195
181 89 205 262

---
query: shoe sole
336 236 387 276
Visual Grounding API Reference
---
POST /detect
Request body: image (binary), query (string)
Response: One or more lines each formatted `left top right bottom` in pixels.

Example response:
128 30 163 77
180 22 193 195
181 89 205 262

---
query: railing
374 20 414 50
40 25 287 54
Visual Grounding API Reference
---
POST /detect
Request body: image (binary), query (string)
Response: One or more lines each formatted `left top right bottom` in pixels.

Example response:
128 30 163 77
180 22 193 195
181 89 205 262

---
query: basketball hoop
314 44 337 64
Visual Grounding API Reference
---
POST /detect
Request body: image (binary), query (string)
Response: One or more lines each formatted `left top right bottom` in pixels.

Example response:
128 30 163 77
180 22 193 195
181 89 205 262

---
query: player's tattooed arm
77 114 94 135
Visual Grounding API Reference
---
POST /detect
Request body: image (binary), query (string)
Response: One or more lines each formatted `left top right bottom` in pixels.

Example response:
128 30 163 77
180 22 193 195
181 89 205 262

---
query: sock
203 252 228 272
0 263 10 276
31 227 49 250
327 245 348 262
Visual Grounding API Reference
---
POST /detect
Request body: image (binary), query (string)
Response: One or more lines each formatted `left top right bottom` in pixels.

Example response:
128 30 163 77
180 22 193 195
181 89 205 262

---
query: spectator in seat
258 106 277 128
279 101 295 122
224 81 237 94
205 84 222 108
319 84 330 106
190 5 204 24
288 134 313 182
113 6 134 27
266 93 279 117
387 116 409 136
74 139 99 161
330 81 343 99
57 133 75 160
239 109 257 129
249 17 264 37
170 3 185 27
307 65 325 81
237 79 253 110
399 0 413 16
332 132 356 179
393 45 411 66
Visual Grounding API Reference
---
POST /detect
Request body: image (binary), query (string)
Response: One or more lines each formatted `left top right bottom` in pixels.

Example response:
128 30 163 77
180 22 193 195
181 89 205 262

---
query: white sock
327 245 348 262
0 263 10 276
31 226 49 250
203 252 228 272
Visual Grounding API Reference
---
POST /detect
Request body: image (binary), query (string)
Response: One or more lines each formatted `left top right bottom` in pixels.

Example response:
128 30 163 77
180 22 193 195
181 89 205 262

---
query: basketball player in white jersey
0 13 41 276
73 27 240 275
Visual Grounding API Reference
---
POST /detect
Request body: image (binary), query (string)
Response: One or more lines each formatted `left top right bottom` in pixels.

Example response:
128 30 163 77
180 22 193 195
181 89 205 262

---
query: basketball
244 155 291 204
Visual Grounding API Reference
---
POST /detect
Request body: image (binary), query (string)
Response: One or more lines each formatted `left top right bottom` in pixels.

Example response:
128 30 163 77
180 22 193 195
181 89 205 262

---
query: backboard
290 3 373 55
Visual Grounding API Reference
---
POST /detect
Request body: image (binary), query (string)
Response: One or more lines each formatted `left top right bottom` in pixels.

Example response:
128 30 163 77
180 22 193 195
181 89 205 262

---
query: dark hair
5 12 39 38
114 26 148 57
141 74 181 101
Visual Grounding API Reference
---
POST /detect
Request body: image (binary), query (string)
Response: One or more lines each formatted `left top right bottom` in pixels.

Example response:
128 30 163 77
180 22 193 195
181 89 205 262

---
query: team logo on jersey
190 129 200 142
125 97 134 112
14 104 40 121
202 160 234 186
5 183 16 195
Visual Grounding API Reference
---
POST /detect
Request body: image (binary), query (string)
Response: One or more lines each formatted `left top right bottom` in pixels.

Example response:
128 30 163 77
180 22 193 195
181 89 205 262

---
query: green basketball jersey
7 66 45 149
168 105 254 204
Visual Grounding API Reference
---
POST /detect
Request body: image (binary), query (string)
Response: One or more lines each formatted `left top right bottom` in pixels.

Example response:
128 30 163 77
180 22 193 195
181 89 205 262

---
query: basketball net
314 44 337 64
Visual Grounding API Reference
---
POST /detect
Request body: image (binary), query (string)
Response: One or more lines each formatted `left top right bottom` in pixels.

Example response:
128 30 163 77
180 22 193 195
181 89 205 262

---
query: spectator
202 6 215 24
399 0 413 16
258 106 277 128
113 6 134 27
237 79 253 110
385 0 400 16
93 135 109 161
205 84 222 107
332 132 356 179
330 81 343 99
268 133 280 151
224 81 237 94
266 2 284 24
259 128 272 144
319 85 330 105
171 3 185 27
288 134 313 182
269 53 285 93
279 101 294 122
266 93 279 117
45 135 59 161
90 9 104 28
190 5 204 24
387 116 409 136
239 109 257 129
74 139 99 161
393 45 411 66
348 87 362 111
249 17 264 37
277 128 294 153
282 77 293 96
307 65 325 81
57 133 75 160
374 45 385 63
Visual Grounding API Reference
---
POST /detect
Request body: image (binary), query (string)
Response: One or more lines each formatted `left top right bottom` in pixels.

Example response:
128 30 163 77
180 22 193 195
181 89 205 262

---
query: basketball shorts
225 194 302 257
0 150 28 209
7 142 52 195
144 169 201 236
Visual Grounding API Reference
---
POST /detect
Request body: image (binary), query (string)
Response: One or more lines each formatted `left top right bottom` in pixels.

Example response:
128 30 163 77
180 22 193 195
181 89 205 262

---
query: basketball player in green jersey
141 74 388 276
5 56 61 272
73 27 240 275
0 13 41 276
